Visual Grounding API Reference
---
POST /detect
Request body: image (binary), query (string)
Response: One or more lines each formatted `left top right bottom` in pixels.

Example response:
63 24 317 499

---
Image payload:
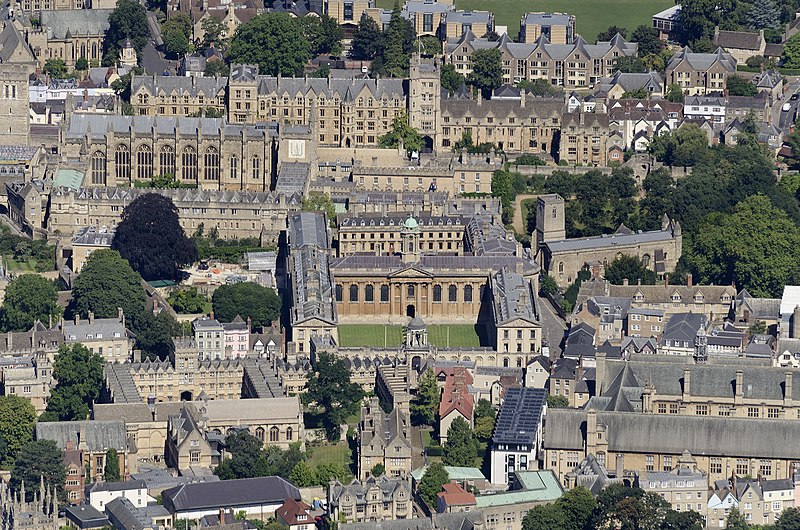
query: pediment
388 265 433 279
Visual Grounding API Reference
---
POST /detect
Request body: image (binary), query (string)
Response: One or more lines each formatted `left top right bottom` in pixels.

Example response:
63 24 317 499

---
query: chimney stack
623 278 629 286
88 311 94 324
665 274 669 289
735 369 744 403
785 372 793 407
686 273 693 288
682 367 691 401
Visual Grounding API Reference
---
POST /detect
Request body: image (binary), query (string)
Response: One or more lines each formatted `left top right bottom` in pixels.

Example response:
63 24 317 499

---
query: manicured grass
3 256 40 273
427 324 482 348
306 442 355 479
338 324 404 347
377 0 672 42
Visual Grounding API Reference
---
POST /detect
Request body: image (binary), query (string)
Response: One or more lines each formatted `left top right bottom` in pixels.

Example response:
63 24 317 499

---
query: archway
406 304 416 318
412 356 422 371
421 135 433 153
180 391 193 401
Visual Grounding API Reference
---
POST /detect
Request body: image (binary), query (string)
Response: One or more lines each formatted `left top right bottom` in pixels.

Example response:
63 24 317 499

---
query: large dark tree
11 440 66 502
103 0 150 65
631 24 662 57
40 344 104 422
604 256 658 286
349 14 384 60
597 25 628 41
418 462 449 508
0 274 59 332
467 48 503 98
211 282 281 328
112 193 197 281
379 1 415 77
104 448 121 482
442 417 477 467
302 353 364 441
228 13 311 76
0 396 36 469
69 249 146 320
410 368 438 426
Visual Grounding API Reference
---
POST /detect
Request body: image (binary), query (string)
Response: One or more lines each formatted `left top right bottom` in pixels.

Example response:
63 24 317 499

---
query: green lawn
3 256 40 273
427 324 482 348
338 323 483 348
377 0 672 42
306 442 355 479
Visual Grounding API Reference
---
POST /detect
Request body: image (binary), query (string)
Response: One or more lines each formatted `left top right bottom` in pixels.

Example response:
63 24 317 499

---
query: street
539 295 566 359
774 77 800 133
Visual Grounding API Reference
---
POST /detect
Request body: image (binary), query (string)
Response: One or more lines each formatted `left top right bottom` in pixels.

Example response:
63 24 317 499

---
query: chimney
88 311 94 324
477 89 482 106
735 369 744 403
793 306 800 339
596 350 607 395
586 409 598 453
219 508 225 524
615 453 624 478
118 307 124 326
520 88 526 108
74 314 80 325
686 273 693 288
665 274 669 289
65 439 73 451
786 372 794 407
682 367 691 401
622 278 629 286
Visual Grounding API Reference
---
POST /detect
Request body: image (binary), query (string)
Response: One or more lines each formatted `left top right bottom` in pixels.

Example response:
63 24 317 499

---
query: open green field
3 256 41 273
307 442 352 468
377 0 672 41
338 323 484 348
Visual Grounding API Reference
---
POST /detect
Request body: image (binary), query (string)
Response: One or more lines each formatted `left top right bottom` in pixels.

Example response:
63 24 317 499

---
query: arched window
286 427 293 441
182 146 197 182
349 284 359 302
90 151 106 185
448 284 457 302
642 254 651 267
335 284 343 302
204 146 219 181
115 145 130 182
230 155 238 181
503 357 509 367
252 156 260 180
517 357 523 367
91 42 97 59
365 284 374 302
269 426 279 442
433 284 442 302
464 284 473 302
160 145 175 177
255 427 265 442
380 285 389 302
558 261 565 273
136 145 152 180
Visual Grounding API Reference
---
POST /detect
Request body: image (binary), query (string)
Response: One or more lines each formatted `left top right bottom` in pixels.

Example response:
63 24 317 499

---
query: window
255 427 265 442
181 146 197 182
433 284 442 302
204 147 220 181
160 145 175 176
343 1 353 20
136 145 153 180
335 284 343 302
252 156 260 180
663 455 672 471
736 459 749 475
350 284 359 302
381 285 389 303
658 403 667 414
286 427 293 440
669 403 679 414
91 151 106 185
768 407 780 419
449 284 457 302
464 284 473 302
230 155 238 181
645 455 654 471
189 450 200 463
760 460 773 477
695 404 708 416
269 426 279 442
710 458 722 474
748 407 760 418
365 284 374 302
423 13 433 32
115 145 130 182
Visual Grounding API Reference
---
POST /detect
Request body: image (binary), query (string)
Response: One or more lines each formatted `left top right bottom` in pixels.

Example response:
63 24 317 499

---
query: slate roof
36 421 127 452
105 497 152 530
714 30 763 50
329 476 410 507
661 312 707 343
546 225 676 253
288 212 329 250
40 9 111 39
492 268 539 325
87 480 146 493
492 387 546 446
666 47 736 73
64 114 279 141
162 476 300 512
444 10 492 25
132 75 227 98
289 245 336 325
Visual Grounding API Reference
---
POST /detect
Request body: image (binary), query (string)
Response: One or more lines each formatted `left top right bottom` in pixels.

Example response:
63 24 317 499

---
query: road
775 78 800 133
539 295 566 359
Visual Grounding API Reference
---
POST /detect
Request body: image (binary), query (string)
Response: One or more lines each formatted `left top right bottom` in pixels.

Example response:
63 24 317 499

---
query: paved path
511 193 539 234
539 295 566 359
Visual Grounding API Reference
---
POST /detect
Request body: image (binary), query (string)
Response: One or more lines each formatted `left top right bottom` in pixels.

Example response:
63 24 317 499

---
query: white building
683 96 726 125
489 387 547 485
87 480 152 512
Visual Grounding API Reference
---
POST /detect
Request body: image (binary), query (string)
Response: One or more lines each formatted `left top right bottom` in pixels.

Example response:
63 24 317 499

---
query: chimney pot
687 273 693 288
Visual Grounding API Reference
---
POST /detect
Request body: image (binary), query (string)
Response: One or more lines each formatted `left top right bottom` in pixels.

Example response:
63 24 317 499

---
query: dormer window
694 293 704 302
671 293 681 302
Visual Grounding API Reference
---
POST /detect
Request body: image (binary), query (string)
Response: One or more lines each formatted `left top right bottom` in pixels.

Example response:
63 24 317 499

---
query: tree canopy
604 256 658 285
40 344 105 422
411 368 439 426
349 14 384 60
69 249 146 320
103 0 150 65
214 431 307 480
375 1 415 77
112 193 197 281
228 13 311 76
418 462 449 508
104 448 121 482
211 282 281 328
726 75 757 97
443 417 477 467
631 24 662 57
302 353 364 441
378 111 423 156
467 49 503 98
0 274 60 332
11 440 66 502
0 396 36 469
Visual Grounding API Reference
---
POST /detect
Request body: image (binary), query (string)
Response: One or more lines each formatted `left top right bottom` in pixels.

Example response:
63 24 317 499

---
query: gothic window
464 284 473 302
448 284 457 302
433 284 442 302
350 284 359 302
160 145 175 177
558 261 564 273
115 145 129 182
255 427 265 442
269 426 279 442
230 156 238 181
182 146 197 182
365 284 374 302
252 156 260 180
204 146 220 181
642 254 651 267
90 151 106 185
286 427 293 440
136 145 152 180
335 284 343 302
380 285 389 302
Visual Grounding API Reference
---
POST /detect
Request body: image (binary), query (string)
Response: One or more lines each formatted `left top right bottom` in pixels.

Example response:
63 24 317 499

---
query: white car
783 102 792 112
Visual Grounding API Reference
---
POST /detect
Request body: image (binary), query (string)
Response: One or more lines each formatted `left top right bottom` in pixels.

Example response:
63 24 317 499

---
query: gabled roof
162 477 300 512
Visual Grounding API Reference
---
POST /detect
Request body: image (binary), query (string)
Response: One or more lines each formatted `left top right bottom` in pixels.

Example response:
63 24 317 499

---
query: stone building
131 75 228 117
327 475 413 523
166 405 214 471
48 186 301 244
0 61 35 146
62 310 134 363
36 420 130 482
665 47 737 96
359 397 412 480
489 268 542 364
23 10 111 68
440 11 493 41
518 12 574 44
0 352 53 414
6 180 48 237
639 451 708 519
534 195 682 287
66 225 114 274
0 480 58 530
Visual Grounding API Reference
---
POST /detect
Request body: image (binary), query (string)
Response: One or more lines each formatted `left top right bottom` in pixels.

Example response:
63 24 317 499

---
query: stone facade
0 63 34 146
327 475 413 523
23 10 111 68
359 397 412 480
665 47 737 96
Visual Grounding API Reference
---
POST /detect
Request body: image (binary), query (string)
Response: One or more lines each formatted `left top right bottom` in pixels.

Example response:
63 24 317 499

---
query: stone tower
0 62 33 146
118 38 137 68
408 54 441 154
400 215 420 264
534 194 566 253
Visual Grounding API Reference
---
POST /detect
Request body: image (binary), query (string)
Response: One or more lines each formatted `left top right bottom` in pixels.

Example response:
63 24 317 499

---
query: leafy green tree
168 288 208 314
201 16 227 49
370 463 385 477
467 48 502 98
443 417 477 467
43 58 68 78
776 507 800 529
0 396 36 469
784 32 800 68
441 63 464 95
378 111 423 156
593 485 671 530
418 462 448 508
134 310 179 361
559 487 597 530
75 56 89 71
0 274 60 332
546 394 569 408
665 83 684 103
518 78 561 96
726 75 757 96
637 167 675 231
648 124 709 166
228 13 311 76
315 463 348 485
11 440 66 502
301 193 336 227
474 398 495 419
104 448 121 481
289 461 317 487
380 1 415 77
71 253 147 321
474 416 495 442
540 275 559 296
662 510 705 530
302 353 364 441
211 282 281 328
103 0 150 65
162 20 192 58
748 320 768 335
597 26 627 41
631 24 662 57
750 0 781 30
418 35 440 56
686 194 800 297
641 53 665 72
614 56 646 73
112 193 197 281
300 15 343 56
349 14 384 60
604 256 657 285
204 61 230 77
411 368 439 426
621 87 649 99
522 503 567 530
724 508 751 530
40 344 104 422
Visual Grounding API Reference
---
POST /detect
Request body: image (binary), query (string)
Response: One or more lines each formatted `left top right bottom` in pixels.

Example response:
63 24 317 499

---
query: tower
408 54 441 154
534 194 566 250
0 63 33 146
118 38 137 68
694 326 708 363
400 215 420 264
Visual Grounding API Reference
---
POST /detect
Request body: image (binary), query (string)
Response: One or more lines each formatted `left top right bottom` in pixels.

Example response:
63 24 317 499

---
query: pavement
538 295 566 359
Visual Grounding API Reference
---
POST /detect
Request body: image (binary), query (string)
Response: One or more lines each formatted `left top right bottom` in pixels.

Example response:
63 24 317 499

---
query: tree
0 396 36 469
597 26 627 41
75 56 89 71
784 33 800 69
11 440 66 502
411 368 439 426
631 25 662 57
104 0 150 65
302 353 364 441
40 344 104 421
204 60 230 77
665 83 684 103
418 35 441 56
112 193 197 281
724 509 750 530
301 192 336 227
662 510 704 530
726 75 757 96
43 58 68 79
104 448 121 482
201 16 227 50
559 487 597 530
748 320 768 335
289 461 317 487
776 507 800 529
134 310 179 361
0 274 60 332
546 394 569 408
621 87 649 99
750 0 781 30
614 56 646 73
418 462 448 508
540 275 559 296
380 1 415 77
521 504 567 530
370 463 385 477
474 416 495 442
299 15 343 56
443 417 477 467
349 14 384 60
604 255 658 285
686 194 800 298
162 20 192 58
518 78 561 97
474 398 495 419
211 282 281 328
378 111 423 156
228 13 311 76
648 124 709 166
168 288 208 314
467 48 502 98
69 250 145 320
641 53 665 72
